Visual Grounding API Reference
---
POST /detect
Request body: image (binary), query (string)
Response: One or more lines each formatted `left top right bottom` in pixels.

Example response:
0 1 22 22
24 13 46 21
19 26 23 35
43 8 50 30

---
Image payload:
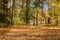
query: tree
11 0 15 25
25 0 30 25
0 0 11 27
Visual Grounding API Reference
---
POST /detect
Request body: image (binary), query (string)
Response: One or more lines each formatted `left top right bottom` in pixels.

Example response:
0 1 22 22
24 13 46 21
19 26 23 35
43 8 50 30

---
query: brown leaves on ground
0 26 60 40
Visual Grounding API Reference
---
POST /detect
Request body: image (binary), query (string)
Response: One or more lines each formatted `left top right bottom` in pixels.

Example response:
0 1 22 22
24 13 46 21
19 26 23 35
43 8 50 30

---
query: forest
0 0 60 27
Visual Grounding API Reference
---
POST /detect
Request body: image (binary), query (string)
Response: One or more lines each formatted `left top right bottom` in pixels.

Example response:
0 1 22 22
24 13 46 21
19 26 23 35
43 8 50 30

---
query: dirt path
0 26 60 40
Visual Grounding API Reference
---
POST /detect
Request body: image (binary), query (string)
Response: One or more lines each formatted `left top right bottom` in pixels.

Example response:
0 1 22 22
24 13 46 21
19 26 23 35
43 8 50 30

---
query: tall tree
26 0 30 25
11 0 15 25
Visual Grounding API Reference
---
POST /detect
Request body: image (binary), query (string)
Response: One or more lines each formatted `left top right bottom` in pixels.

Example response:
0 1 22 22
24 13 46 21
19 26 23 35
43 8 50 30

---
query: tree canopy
0 0 60 27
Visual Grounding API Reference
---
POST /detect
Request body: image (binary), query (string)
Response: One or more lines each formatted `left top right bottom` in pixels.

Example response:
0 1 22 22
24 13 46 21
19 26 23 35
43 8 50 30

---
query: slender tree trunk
35 0 39 26
36 9 38 26
11 0 15 25
3 0 9 25
26 0 30 25
47 0 50 26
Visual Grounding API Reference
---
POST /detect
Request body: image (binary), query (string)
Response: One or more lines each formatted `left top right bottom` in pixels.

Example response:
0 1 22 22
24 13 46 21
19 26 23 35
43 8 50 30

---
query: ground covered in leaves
0 26 60 40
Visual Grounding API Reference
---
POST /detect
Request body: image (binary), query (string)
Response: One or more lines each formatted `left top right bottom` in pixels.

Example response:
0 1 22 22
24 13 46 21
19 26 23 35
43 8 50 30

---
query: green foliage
0 0 60 26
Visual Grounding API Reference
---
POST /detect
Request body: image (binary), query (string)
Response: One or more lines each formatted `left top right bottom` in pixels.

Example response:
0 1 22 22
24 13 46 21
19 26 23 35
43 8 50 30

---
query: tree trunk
26 0 30 25
11 0 15 25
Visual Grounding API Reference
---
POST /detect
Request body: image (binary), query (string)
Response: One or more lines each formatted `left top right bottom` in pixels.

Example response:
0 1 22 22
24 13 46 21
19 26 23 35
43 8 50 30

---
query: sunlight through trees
0 0 60 27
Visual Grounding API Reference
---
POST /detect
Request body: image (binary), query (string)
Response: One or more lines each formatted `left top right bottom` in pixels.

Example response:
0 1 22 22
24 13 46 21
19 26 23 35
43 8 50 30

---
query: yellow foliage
21 0 26 4
13 17 24 25
45 10 50 17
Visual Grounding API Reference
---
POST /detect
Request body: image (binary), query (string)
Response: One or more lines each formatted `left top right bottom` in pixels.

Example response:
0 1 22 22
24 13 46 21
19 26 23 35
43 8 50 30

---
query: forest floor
0 26 60 40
